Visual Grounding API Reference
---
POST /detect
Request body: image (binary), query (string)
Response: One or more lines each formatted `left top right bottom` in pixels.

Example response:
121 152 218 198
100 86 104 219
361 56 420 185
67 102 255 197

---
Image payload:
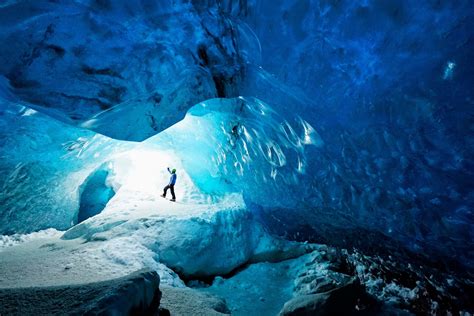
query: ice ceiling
0 0 473 271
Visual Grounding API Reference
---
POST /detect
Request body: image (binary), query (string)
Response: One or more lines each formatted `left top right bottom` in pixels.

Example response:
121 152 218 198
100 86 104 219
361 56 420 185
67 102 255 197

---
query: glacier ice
0 95 316 284
0 1 241 140
0 0 473 314
0 100 125 233
0 95 321 233
158 97 322 207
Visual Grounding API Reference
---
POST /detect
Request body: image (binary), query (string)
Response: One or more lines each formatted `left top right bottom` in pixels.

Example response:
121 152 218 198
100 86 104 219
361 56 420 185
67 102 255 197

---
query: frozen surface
1 0 473 267
200 255 310 316
0 0 473 314
0 1 241 140
0 194 311 289
62 192 311 278
160 286 230 316
0 197 318 313
0 96 319 234
0 230 179 288
156 97 322 208
0 228 62 250
0 269 161 315
237 0 474 267
0 100 129 233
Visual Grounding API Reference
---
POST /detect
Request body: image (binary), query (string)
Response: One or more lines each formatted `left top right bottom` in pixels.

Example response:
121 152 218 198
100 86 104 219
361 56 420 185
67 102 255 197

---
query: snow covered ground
0 269 162 315
0 195 315 315
0 193 310 285
0 217 362 315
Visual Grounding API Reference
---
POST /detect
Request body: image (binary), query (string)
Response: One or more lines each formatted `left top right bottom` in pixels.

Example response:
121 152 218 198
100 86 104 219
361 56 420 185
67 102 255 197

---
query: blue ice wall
220 0 474 267
237 1 474 266
0 0 243 140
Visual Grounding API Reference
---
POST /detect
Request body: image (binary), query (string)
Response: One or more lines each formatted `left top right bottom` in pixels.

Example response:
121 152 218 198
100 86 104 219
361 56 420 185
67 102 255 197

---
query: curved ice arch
149 97 323 208
0 96 321 233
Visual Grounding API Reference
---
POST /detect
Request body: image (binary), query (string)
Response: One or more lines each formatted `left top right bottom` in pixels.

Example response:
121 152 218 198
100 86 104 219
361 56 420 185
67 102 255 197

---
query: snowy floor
0 269 161 315
1 195 468 315
0 189 318 314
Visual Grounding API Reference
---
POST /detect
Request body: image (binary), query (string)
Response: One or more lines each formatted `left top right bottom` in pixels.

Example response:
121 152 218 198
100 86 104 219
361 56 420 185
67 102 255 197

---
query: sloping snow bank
62 191 313 278
0 269 161 315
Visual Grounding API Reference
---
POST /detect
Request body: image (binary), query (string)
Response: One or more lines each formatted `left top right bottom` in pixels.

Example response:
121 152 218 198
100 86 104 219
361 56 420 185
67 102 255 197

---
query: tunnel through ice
77 166 115 224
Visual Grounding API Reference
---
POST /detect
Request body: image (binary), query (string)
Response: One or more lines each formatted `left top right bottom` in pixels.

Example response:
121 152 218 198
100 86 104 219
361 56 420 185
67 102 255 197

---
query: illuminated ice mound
63 194 312 278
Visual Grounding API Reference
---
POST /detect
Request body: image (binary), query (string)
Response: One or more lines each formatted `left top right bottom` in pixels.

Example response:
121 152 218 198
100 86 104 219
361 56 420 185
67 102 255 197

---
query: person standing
161 167 177 201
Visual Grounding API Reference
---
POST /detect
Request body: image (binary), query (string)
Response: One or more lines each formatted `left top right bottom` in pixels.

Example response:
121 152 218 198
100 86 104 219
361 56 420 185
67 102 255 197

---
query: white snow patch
0 229 63 251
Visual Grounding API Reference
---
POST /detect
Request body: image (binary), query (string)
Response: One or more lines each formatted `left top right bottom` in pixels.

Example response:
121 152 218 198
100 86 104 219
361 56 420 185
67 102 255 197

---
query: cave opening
76 167 115 224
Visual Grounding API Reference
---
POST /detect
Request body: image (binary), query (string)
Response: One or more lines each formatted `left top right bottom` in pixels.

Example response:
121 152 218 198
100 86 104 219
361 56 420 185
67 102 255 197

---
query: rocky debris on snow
346 249 474 315
280 277 367 316
281 245 474 315
279 248 378 316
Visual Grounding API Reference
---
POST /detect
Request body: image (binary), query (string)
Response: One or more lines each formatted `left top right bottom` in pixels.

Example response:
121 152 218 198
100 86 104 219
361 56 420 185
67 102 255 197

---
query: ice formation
0 0 473 315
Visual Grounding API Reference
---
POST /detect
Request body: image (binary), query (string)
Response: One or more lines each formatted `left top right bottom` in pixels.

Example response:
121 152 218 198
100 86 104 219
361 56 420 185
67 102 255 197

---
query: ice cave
0 0 473 315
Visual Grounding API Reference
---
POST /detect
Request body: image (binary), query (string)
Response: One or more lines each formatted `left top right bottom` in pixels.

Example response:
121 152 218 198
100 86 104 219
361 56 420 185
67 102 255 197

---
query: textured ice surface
1 0 473 267
62 189 311 278
0 1 243 140
0 100 128 233
0 96 319 233
160 285 230 316
0 192 311 289
201 254 310 316
0 228 62 250
235 0 474 267
0 2 473 314
0 96 314 284
158 97 322 208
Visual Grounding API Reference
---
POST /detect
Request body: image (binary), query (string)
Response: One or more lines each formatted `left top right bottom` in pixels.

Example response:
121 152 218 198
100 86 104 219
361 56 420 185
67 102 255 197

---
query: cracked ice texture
226 0 474 267
0 0 242 140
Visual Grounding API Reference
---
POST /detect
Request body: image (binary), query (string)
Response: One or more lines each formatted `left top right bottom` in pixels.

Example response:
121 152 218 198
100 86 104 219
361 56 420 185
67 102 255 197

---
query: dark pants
163 184 175 199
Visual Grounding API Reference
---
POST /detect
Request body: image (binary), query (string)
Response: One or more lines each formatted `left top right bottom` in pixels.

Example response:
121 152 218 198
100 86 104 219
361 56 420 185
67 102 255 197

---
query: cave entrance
77 167 115 224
